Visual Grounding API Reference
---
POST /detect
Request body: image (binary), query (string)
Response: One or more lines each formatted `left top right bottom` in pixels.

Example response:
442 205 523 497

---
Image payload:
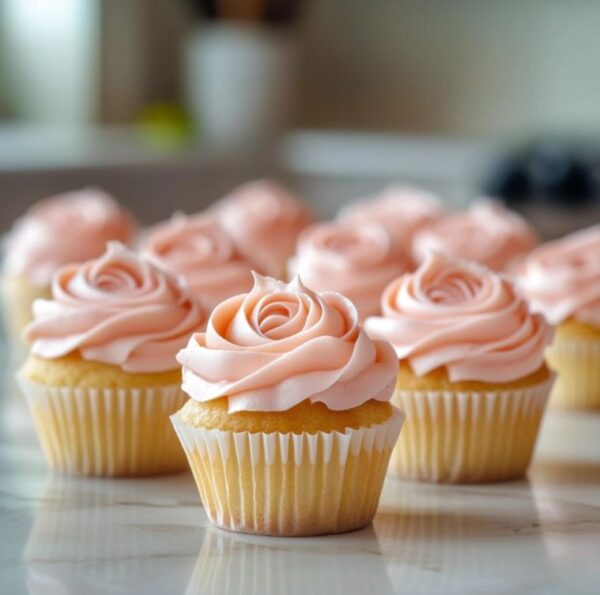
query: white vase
185 24 296 148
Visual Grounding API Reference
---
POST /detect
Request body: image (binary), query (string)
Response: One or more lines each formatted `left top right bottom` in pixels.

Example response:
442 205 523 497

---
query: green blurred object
135 103 192 152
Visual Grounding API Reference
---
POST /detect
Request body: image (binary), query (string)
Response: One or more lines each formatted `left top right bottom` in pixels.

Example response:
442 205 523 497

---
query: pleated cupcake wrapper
18 376 188 477
171 408 404 536
390 378 553 484
546 337 600 410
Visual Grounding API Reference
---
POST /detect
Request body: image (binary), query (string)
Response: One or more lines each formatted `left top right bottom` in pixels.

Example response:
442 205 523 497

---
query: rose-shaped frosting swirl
291 221 408 319
365 253 551 382
142 214 253 311
338 185 444 253
177 274 398 413
518 225 600 326
412 200 539 272
3 188 136 286
210 180 313 277
25 243 205 373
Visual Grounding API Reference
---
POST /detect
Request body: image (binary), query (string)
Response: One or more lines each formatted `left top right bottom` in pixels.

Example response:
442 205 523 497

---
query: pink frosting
25 243 205 373
177 274 398 413
338 185 444 252
518 225 600 326
210 180 313 277
291 221 409 320
142 214 254 311
365 252 551 383
412 200 539 272
3 188 136 287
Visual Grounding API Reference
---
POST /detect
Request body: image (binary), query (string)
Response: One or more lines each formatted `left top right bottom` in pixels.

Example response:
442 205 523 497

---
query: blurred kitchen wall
98 0 188 122
1 0 98 122
1 0 600 139
298 0 600 138
0 12 7 119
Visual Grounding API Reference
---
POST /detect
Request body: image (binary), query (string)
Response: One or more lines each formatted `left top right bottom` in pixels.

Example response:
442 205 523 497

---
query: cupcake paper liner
390 378 553 484
19 376 188 477
545 337 600 410
171 408 404 537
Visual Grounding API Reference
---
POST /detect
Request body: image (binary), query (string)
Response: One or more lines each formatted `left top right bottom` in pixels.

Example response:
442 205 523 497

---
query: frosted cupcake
338 185 444 261
290 221 408 320
19 243 205 476
365 252 553 483
519 225 600 409
412 200 539 272
2 188 135 345
210 180 313 278
141 213 253 312
171 273 403 536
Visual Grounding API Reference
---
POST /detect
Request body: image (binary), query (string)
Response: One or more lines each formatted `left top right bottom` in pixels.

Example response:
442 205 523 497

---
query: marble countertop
1 350 599 594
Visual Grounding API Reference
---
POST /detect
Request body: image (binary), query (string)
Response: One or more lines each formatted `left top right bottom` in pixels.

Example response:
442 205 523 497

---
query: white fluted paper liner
546 337 600 409
18 376 188 476
171 408 404 536
390 378 553 483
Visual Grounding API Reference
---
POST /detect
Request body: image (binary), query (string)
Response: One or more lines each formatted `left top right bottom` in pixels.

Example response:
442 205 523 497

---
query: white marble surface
1 347 600 594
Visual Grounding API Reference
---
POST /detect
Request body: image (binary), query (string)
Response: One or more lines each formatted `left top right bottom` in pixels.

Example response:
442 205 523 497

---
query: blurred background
1 0 599 235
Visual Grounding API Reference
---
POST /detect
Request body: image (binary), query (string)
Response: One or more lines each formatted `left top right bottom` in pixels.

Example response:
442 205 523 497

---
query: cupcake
171 273 404 536
338 184 444 261
141 213 253 312
412 200 539 272
290 221 409 320
2 188 136 345
210 180 313 278
365 252 553 483
19 243 205 476
519 225 600 409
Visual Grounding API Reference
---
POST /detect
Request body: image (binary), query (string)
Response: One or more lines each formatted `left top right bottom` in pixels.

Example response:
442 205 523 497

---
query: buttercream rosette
290 220 409 320
2 188 136 347
366 252 551 383
519 225 600 409
178 273 398 412
365 252 553 483
4 188 136 288
338 184 443 255
142 213 253 312
26 242 204 373
19 243 205 476
519 224 600 327
412 200 539 272
171 273 404 536
210 180 313 278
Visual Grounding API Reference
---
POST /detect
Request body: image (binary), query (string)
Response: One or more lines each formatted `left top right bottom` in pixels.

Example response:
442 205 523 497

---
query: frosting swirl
412 200 539 272
518 225 600 326
3 188 136 287
365 253 551 383
210 180 313 277
338 185 443 252
142 214 253 311
25 243 205 373
177 274 398 413
291 221 408 319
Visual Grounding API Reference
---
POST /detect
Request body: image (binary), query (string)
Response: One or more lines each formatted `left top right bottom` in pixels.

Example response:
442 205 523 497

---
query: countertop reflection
1 348 600 594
